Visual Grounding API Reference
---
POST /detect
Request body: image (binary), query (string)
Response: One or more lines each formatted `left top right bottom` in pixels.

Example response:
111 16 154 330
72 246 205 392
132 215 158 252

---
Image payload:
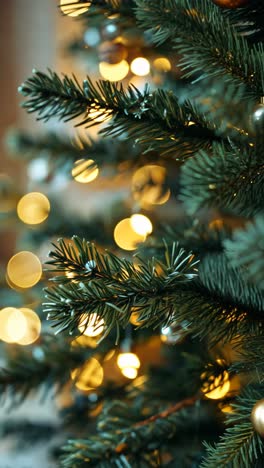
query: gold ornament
211 0 248 8
251 399 264 437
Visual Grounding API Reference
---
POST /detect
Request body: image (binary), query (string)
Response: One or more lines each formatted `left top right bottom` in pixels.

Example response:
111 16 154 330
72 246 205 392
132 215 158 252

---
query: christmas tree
2 0 264 466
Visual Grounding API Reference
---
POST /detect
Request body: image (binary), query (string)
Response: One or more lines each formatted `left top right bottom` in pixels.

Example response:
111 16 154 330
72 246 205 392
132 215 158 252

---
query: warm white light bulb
130 57 150 77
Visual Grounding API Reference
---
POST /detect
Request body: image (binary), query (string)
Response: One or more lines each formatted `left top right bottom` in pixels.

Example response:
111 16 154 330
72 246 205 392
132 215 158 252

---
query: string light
71 358 104 391
99 60 129 81
114 218 146 251
60 0 90 17
78 313 104 337
201 360 230 400
16 308 41 345
117 352 141 380
132 165 170 207
71 159 99 183
17 192 50 225
0 308 27 343
130 214 153 236
153 57 171 72
130 57 150 76
7 252 42 288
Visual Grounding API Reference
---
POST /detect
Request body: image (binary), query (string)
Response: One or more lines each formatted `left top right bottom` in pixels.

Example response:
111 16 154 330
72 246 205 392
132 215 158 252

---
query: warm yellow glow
114 218 146 251
104 349 116 361
130 214 153 236
7 252 42 288
16 308 41 345
99 60 129 81
209 219 224 230
204 373 230 400
71 358 104 391
132 165 170 207
220 404 233 414
78 313 104 337
71 159 99 183
17 192 50 225
153 57 171 72
121 367 138 379
60 0 90 17
0 308 27 343
130 57 150 77
71 335 98 349
117 352 140 370
202 361 230 400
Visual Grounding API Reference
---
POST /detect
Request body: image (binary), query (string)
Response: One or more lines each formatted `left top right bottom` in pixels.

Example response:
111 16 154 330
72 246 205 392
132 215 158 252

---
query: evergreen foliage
5 0 264 465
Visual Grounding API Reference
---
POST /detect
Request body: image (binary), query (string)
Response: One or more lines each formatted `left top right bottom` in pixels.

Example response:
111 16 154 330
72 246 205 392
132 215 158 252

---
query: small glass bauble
251 399 264 438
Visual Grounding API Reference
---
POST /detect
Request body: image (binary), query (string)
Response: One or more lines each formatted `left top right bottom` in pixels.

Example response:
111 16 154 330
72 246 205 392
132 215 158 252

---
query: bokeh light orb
71 159 99 183
132 165 170 207
130 57 150 76
117 352 140 370
114 218 146 251
153 57 171 72
130 214 153 236
71 358 104 391
121 367 138 379
0 307 27 343
17 308 41 345
78 313 104 337
99 60 129 81
7 251 42 288
17 192 50 225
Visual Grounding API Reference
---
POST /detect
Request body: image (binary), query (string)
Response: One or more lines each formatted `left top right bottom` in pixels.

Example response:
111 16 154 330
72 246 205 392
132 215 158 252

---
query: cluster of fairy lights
0 190 50 345
60 1 171 82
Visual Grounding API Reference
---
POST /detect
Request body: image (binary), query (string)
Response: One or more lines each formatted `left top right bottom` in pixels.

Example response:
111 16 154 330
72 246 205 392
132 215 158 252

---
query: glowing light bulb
121 367 138 379
117 352 140 380
16 308 41 345
202 360 230 400
114 218 146 251
117 352 140 370
71 159 99 183
99 60 129 81
71 358 104 391
60 0 90 17
132 165 170 207
130 214 152 236
0 308 27 343
78 313 104 337
7 252 42 288
17 192 50 225
130 57 150 77
203 373 230 400
153 57 171 72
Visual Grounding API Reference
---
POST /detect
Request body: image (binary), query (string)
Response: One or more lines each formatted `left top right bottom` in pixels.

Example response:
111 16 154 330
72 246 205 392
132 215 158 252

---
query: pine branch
135 0 264 98
224 216 264 290
141 218 232 258
19 70 225 161
224 0 264 43
180 143 264 216
232 335 264 377
60 396 198 467
201 385 264 468
6 129 144 173
0 335 111 405
44 239 263 346
44 237 199 338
